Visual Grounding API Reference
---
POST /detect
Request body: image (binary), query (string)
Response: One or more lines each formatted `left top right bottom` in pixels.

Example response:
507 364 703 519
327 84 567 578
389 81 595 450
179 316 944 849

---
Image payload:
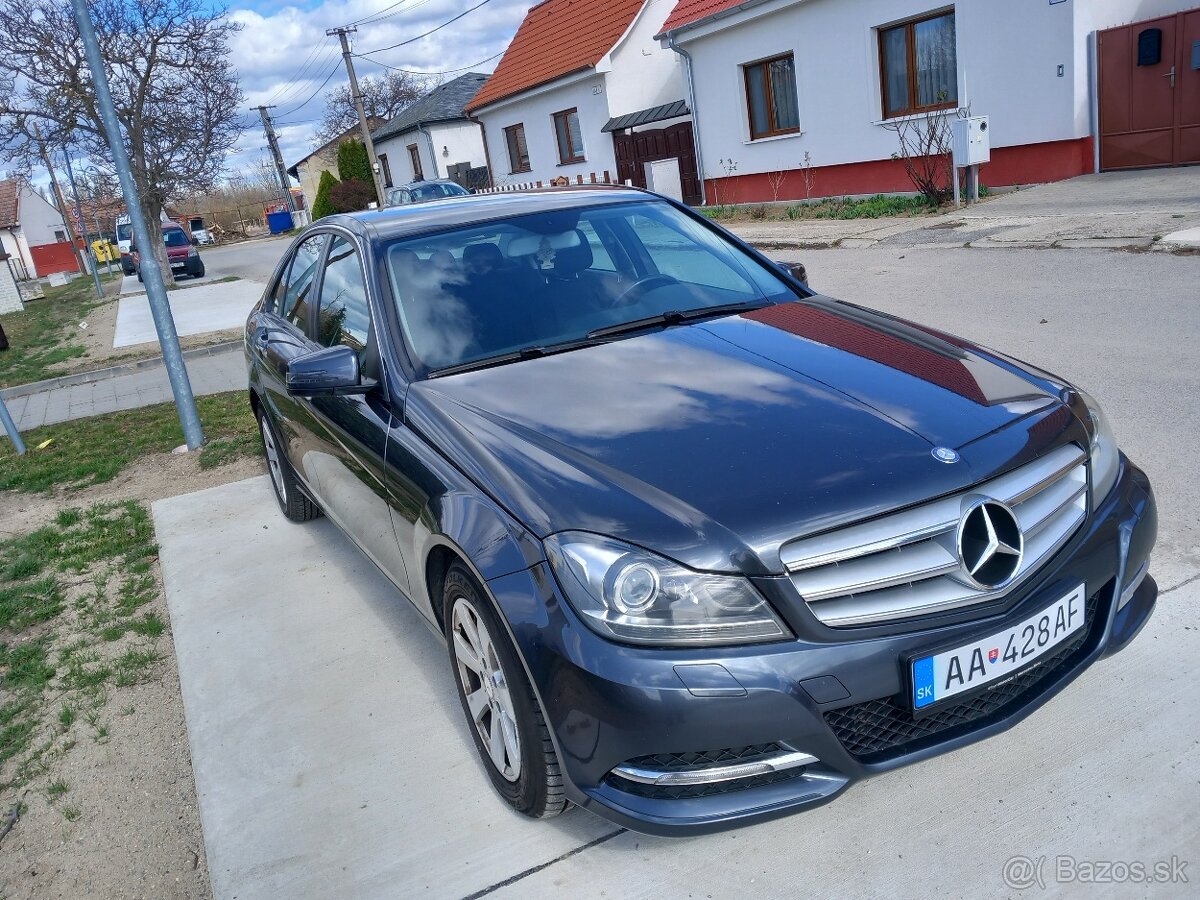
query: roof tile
659 0 744 34
466 0 646 112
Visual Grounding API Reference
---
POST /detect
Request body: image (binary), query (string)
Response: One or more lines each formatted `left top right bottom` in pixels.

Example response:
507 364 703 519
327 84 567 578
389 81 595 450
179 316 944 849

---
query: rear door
248 232 328 489
306 233 411 591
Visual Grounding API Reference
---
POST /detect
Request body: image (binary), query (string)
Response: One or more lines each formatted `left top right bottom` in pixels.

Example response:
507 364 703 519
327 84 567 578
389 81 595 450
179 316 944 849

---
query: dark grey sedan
245 187 1157 835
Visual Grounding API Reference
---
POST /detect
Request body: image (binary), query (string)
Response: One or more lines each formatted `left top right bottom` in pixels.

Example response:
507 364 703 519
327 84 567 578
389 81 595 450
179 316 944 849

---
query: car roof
325 186 655 242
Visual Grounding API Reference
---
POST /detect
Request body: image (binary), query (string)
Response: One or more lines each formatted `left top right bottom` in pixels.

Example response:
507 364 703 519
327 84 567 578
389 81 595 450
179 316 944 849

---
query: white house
466 0 702 204
0 177 80 279
655 0 1200 204
371 73 491 190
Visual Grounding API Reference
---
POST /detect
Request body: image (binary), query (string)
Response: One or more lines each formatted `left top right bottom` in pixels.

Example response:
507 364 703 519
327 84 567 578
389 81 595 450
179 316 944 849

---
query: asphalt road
195 235 292 282
154 237 1199 898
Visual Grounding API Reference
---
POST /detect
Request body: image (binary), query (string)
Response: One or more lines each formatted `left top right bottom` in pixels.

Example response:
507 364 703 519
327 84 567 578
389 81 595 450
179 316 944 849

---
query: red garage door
28 241 81 277
1098 7 1200 170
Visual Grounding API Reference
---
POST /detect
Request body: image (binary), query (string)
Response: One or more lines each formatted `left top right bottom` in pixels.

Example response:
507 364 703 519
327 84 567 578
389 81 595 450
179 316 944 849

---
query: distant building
371 73 491 190
287 120 383 208
0 177 81 279
466 0 700 204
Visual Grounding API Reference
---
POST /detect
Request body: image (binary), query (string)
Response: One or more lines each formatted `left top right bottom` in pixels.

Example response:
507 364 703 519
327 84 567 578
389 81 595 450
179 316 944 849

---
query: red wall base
703 137 1095 205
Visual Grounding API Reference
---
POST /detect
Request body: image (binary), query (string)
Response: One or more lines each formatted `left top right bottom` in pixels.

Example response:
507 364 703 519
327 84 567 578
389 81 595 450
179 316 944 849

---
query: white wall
601 0 688 116
375 120 487 185
19 183 68 247
475 73 617 187
677 0 1088 181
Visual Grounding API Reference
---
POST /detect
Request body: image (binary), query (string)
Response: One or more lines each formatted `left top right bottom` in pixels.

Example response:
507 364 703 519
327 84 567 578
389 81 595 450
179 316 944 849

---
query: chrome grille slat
783 444 1089 627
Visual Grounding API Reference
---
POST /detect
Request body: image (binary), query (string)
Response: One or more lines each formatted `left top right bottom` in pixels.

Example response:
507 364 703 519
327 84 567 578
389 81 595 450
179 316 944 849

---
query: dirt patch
69 296 241 373
0 452 264 899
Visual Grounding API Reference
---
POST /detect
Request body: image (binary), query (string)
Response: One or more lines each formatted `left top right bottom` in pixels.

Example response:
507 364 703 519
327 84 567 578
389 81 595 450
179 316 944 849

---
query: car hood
406 298 1075 574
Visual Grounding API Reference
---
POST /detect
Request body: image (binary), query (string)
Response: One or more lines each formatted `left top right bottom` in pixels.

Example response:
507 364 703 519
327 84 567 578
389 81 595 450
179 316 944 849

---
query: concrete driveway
113 279 267 348
154 238 1199 898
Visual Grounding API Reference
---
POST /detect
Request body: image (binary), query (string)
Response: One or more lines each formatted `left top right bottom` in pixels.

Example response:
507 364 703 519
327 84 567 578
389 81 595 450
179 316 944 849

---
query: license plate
911 584 1086 711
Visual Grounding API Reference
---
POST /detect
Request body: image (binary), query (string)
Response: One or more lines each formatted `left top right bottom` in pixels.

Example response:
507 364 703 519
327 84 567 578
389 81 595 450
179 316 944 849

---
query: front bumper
487 458 1158 835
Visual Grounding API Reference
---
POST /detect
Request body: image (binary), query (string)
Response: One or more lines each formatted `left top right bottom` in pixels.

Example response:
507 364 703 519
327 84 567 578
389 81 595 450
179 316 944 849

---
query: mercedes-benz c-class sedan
244 187 1157 835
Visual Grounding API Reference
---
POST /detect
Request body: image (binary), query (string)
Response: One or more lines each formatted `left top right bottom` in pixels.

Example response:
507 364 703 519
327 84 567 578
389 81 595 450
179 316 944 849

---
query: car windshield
116 221 132 243
386 199 795 373
163 229 189 247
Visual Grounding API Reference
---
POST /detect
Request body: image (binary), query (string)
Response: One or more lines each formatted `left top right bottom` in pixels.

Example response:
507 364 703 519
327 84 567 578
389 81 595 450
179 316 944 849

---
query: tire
136 269 142 282
444 564 566 819
257 409 320 522
192 260 205 279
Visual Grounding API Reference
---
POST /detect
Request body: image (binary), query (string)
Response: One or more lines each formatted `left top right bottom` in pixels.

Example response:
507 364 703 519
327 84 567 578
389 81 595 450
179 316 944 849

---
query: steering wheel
614 274 679 306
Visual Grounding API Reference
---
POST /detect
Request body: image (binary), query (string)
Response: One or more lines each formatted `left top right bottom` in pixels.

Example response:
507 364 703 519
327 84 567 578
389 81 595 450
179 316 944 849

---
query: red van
133 223 205 281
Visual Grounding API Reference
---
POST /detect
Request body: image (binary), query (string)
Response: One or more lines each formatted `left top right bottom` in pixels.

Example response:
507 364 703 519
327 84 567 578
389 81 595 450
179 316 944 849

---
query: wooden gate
1098 7 1200 170
612 122 701 205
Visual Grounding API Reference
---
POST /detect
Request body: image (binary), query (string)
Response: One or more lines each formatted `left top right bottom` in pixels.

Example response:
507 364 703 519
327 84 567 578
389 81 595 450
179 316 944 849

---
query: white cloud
227 0 532 168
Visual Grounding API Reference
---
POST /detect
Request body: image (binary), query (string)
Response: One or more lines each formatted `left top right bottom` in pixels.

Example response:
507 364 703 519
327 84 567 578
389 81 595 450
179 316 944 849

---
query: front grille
825 590 1100 761
780 443 1089 626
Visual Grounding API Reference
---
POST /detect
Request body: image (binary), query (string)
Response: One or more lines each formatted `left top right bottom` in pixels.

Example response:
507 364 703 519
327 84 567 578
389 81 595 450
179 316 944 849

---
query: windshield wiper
585 301 769 340
429 337 605 377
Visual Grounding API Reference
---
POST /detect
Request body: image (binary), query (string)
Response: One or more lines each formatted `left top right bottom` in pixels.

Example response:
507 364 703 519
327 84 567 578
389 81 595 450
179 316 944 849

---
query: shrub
337 138 373 184
328 178 378 214
311 170 338 220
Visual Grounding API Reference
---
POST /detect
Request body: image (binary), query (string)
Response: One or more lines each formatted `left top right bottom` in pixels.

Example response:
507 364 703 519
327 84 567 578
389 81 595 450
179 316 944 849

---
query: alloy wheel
260 415 286 504
451 597 522 782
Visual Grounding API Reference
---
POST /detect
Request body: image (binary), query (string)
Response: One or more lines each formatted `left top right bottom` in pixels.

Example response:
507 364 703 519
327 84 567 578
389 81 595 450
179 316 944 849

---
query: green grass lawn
0 274 121 390
0 391 261 493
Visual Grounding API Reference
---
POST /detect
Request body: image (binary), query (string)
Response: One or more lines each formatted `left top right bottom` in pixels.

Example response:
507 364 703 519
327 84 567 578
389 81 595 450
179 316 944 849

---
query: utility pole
60 150 104 300
327 26 386 205
255 105 296 213
31 124 90 279
68 0 204 450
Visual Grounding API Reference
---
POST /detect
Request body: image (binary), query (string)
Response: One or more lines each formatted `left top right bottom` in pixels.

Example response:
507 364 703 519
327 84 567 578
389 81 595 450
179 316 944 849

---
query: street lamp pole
61 150 104 300
67 0 204 449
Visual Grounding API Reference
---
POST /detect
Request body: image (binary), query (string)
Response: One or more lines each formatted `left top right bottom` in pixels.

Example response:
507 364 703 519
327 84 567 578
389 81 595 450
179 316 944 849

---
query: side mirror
775 260 808 284
286 345 369 396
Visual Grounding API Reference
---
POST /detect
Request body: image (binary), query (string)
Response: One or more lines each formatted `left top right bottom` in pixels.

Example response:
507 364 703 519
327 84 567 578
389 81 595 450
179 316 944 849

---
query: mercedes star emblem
957 500 1024 589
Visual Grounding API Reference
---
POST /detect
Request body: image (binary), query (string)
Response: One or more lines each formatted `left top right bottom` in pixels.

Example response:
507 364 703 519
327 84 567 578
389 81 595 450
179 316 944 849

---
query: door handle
254 328 270 348
1164 66 1175 88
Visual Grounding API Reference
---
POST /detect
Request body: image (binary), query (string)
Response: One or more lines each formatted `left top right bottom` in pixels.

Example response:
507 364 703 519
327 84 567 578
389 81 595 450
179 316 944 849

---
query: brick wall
0 259 24 314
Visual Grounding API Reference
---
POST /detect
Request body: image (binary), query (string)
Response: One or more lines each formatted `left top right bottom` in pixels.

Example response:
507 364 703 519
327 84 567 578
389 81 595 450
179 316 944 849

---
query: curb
0 341 243 400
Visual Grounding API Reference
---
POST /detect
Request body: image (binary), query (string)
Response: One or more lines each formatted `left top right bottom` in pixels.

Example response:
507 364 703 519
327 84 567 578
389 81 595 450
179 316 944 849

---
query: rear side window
280 235 326 332
316 236 370 359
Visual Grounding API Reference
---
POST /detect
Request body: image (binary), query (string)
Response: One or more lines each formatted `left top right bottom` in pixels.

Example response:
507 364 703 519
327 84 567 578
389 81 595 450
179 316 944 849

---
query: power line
270 42 343 109
352 50 502 76
264 39 332 105
277 57 344 119
357 0 492 56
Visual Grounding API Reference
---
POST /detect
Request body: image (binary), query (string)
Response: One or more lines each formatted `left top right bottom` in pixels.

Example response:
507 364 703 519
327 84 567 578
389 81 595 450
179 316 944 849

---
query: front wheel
258 409 320 522
444 565 566 819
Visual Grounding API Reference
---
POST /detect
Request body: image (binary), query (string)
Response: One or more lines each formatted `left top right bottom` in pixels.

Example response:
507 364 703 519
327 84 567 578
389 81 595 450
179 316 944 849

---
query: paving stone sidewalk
1 344 245 431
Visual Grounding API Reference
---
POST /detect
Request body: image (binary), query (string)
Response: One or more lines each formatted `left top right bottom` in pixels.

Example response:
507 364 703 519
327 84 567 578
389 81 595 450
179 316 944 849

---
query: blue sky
227 0 532 171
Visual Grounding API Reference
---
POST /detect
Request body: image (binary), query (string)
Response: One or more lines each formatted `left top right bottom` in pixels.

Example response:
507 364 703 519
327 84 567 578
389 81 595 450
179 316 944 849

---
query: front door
307 233 411 592
1099 8 1200 169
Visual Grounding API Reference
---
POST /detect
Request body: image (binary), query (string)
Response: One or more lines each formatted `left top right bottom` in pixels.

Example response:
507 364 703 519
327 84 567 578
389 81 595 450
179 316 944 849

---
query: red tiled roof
466 0 646 112
0 179 20 229
659 0 743 34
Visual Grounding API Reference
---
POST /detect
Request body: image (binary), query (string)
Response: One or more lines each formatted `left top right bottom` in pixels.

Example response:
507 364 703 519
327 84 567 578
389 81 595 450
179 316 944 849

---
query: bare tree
800 151 816 200
313 70 429 148
0 0 244 283
766 169 788 204
881 106 955 206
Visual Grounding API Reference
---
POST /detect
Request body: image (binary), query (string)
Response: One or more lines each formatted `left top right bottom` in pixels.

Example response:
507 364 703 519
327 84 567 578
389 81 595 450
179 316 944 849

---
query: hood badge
932 447 961 464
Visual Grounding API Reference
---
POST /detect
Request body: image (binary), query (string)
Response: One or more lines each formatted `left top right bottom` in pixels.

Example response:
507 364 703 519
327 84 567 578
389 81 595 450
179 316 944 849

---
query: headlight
188 247 199 257
1077 389 1119 506
543 532 790 647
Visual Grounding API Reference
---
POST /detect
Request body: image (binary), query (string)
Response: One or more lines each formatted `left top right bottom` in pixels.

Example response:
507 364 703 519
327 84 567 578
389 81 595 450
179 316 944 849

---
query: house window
552 108 585 164
54 229 67 243
504 123 531 174
878 9 958 118
378 153 393 188
408 144 423 181
743 54 800 140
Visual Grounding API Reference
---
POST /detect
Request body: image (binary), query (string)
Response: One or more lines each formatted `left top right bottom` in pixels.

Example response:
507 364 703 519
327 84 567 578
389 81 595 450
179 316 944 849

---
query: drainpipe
415 121 438 179
666 32 706 206
465 110 496 189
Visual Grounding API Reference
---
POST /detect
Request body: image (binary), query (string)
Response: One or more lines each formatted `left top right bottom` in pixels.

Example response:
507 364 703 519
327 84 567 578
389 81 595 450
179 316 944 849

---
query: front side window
281 234 326 331
879 9 958 118
504 123 530 174
408 144 423 180
552 109 585 164
385 200 796 372
743 54 800 140
316 236 370 358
